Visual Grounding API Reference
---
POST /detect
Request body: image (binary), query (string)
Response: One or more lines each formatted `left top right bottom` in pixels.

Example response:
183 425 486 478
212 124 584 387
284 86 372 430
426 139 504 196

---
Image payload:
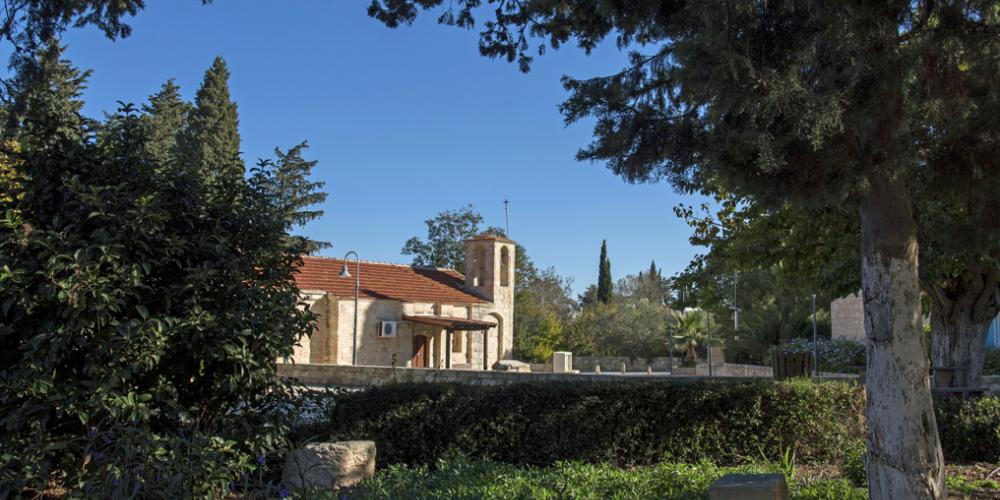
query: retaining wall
277 364 1000 393
277 363 770 387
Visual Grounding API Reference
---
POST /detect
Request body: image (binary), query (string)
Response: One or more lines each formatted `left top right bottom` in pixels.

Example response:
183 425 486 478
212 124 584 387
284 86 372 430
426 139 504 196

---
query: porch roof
402 314 496 331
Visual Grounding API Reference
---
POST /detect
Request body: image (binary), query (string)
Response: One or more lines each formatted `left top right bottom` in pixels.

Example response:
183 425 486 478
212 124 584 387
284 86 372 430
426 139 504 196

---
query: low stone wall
570 356 772 378
277 364 1000 392
695 363 774 377
986 375 1000 394
573 356 678 373
277 363 772 387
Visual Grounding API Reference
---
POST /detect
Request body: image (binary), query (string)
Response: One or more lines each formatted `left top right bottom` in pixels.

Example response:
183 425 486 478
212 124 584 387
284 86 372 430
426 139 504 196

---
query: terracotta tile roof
294 256 488 304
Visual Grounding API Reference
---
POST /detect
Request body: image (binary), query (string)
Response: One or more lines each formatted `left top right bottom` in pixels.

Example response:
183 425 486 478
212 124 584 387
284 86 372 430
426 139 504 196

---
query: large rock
708 473 789 500
492 359 531 372
282 441 376 491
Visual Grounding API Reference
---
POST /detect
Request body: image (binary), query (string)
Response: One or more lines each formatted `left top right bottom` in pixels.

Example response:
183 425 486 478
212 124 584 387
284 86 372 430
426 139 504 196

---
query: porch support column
483 328 489 370
446 328 453 369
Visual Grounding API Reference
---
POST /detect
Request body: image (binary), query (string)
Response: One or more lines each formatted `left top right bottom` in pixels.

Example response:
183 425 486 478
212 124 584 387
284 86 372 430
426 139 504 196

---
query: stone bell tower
463 232 515 303
463 232 515 363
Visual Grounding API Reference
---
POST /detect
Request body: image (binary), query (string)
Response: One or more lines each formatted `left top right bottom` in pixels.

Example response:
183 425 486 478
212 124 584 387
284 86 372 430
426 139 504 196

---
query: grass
328 455 867 500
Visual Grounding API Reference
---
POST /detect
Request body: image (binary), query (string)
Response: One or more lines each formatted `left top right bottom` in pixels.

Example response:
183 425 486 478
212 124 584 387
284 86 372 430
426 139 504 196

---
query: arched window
500 246 510 287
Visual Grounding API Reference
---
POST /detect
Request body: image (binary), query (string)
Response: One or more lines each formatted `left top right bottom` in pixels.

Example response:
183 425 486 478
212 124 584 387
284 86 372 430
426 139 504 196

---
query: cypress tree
185 56 242 184
596 240 612 304
141 79 190 167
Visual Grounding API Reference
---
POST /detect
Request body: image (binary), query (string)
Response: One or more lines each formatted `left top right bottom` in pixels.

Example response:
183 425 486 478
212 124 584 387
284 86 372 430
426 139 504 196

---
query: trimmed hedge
317 380 865 466
937 396 1000 463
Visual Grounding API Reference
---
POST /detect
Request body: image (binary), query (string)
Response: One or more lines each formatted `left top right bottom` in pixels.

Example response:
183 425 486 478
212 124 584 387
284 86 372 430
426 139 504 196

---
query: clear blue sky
54 0 708 294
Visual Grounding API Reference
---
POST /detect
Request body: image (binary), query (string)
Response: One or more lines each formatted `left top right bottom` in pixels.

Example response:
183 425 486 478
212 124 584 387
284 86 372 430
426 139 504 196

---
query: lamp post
662 296 673 375
705 312 713 377
339 251 360 365
732 271 740 331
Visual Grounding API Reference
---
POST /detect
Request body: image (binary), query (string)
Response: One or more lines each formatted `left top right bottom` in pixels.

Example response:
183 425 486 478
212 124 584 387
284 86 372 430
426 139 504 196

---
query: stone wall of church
831 292 865 342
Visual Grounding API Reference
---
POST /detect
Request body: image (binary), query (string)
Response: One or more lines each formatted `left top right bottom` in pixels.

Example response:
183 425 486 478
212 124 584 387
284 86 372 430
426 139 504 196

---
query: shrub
985 349 1000 375
0 49 321 496
936 396 1000 463
770 338 865 373
317 380 865 467
841 440 867 488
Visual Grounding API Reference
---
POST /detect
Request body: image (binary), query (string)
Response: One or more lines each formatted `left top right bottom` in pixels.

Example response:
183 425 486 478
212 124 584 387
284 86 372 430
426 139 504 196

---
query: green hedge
317 380 865 466
937 396 1000 463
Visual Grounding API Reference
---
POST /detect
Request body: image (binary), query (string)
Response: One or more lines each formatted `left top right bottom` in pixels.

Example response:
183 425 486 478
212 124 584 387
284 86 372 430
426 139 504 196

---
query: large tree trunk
861 176 945 499
928 270 1000 388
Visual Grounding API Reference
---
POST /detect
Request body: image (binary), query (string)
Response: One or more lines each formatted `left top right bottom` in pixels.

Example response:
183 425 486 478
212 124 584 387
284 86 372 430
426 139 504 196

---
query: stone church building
286 233 515 370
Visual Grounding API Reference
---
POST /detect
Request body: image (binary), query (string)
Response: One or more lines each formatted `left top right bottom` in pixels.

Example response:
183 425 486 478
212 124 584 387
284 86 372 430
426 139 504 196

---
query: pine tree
4 42 92 148
184 56 242 184
141 79 190 167
260 141 329 253
596 240 612 304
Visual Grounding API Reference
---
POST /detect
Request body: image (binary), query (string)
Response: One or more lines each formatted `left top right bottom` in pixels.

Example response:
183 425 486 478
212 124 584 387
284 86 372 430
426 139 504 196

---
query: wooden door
412 335 427 368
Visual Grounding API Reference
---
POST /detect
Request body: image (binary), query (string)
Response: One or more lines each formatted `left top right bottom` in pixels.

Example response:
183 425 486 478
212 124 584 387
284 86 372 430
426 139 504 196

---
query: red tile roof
294 256 488 304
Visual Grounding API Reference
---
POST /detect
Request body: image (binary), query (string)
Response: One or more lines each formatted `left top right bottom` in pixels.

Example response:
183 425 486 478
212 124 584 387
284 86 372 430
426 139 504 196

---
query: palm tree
668 309 719 366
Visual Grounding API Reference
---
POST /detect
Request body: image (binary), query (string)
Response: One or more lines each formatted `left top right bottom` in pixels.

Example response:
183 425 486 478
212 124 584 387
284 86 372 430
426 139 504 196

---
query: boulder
492 359 531 372
282 441 376 491
708 473 789 500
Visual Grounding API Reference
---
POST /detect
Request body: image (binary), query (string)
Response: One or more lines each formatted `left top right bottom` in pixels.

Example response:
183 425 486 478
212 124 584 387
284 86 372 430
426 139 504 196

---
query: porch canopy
401 314 495 331
402 314 497 369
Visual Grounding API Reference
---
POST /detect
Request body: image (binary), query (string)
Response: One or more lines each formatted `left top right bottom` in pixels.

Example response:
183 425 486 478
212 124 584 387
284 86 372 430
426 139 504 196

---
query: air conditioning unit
378 320 398 338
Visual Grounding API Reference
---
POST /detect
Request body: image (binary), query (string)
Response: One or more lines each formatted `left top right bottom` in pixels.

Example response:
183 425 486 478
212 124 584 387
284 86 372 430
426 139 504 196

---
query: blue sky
54 0 707 294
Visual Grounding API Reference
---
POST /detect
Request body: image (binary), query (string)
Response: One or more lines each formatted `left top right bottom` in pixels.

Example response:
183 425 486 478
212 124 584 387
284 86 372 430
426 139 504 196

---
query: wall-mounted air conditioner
378 320 398 338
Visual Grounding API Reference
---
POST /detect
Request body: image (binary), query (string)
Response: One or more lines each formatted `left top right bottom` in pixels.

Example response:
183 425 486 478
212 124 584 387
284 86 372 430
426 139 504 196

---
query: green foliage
318 380 865 467
615 261 668 305
946 476 1000 496
771 338 865 374
564 302 676 359
0 47 324 496
402 204 483 273
985 349 1000 375
665 308 721 364
346 454 867 500
182 56 243 185
596 239 612 304
512 289 564 363
141 78 190 167
841 440 867 489
935 396 1000 463
259 141 329 253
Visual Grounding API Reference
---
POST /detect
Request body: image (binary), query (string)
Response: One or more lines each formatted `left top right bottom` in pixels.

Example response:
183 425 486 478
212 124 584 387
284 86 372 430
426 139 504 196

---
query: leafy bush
562 301 675 358
841 440 867 488
0 47 321 496
316 380 865 467
346 454 868 500
936 396 1000 463
985 349 1000 375
770 338 865 373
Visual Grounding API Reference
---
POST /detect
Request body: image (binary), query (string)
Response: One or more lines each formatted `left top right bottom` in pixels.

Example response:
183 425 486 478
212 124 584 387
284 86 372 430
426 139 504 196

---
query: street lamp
339 251 360 365
662 295 673 375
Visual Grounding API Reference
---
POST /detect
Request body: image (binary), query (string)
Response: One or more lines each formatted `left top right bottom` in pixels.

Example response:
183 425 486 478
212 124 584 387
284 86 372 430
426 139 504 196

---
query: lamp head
339 264 351 278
